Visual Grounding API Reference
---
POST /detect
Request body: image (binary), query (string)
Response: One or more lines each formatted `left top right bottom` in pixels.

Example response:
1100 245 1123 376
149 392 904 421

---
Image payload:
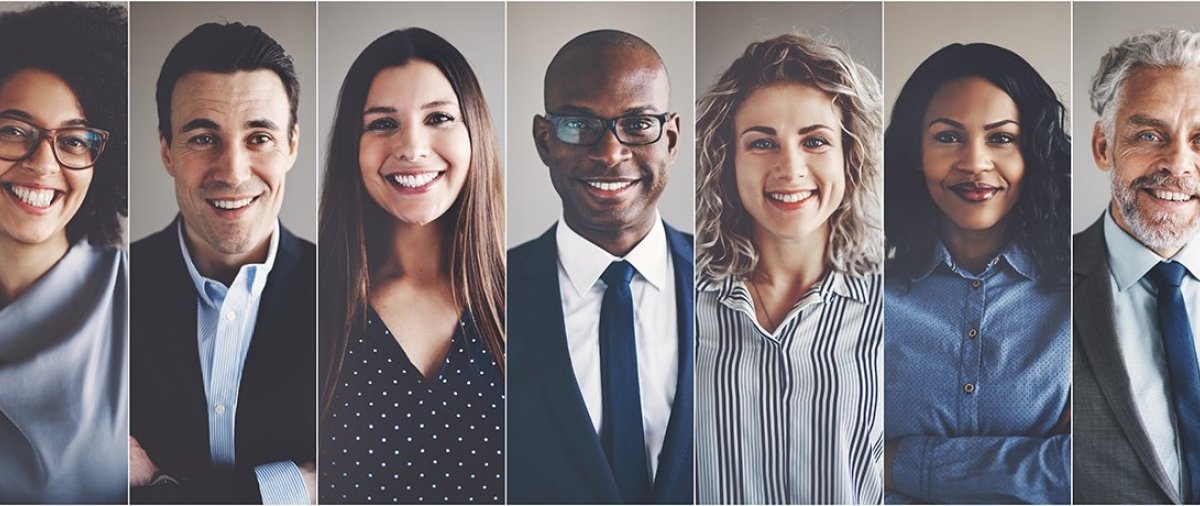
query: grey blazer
1074 216 1180 504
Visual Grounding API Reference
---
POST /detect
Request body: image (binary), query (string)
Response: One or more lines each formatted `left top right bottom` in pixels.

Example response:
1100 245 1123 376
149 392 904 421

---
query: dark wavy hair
0 2 127 246
884 43 1069 284
319 28 505 413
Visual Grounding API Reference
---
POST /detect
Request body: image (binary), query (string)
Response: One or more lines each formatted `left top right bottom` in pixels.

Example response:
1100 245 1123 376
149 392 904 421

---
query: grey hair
695 33 882 283
1091 28 1200 135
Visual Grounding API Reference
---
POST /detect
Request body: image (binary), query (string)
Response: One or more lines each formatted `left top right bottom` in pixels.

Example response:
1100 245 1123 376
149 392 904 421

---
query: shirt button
964 383 976 394
214 403 226 415
968 328 978 338
971 280 982 288
225 310 236 321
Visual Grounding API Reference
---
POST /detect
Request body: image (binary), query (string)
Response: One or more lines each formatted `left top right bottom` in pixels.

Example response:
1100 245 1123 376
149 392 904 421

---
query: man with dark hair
508 29 693 504
129 21 315 505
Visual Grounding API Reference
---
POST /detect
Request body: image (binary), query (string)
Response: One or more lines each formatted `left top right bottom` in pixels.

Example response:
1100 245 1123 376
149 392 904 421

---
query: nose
773 143 809 181
212 143 253 187
1161 137 1199 176
954 138 993 175
393 124 430 162
21 137 60 176
586 127 631 168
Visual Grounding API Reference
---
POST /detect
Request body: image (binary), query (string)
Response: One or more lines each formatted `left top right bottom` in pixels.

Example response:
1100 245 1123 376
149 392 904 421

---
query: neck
751 223 828 291
184 223 271 286
564 212 656 257
0 232 70 306
375 218 449 284
940 217 1007 274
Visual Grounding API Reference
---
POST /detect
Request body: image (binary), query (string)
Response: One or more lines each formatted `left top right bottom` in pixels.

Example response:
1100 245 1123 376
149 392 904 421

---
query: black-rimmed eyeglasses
546 113 674 146
0 114 109 170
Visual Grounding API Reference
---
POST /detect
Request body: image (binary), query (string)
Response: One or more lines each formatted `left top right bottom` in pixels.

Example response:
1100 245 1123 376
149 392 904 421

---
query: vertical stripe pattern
697 271 884 504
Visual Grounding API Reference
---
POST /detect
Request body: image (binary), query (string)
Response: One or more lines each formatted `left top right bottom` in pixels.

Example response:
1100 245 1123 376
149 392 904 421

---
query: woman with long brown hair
318 28 505 504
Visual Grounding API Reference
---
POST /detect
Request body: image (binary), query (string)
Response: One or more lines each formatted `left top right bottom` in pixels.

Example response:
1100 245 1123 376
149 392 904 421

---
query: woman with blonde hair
695 33 884 504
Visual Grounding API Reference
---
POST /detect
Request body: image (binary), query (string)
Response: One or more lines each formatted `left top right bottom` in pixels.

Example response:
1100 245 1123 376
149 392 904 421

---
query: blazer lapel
652 224 694 503
1075 217 1182 503
521 226 623 502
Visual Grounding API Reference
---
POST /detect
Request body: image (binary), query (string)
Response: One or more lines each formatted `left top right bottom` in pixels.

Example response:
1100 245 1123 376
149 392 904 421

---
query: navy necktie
599 260 651 503
1148 261 1200 502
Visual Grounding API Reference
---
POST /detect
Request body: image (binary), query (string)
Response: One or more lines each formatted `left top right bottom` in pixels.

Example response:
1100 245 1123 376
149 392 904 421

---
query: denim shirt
884 242 1070 504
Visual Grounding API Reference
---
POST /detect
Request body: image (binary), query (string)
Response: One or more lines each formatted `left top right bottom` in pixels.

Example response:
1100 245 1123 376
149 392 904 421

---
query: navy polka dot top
322 307 504 504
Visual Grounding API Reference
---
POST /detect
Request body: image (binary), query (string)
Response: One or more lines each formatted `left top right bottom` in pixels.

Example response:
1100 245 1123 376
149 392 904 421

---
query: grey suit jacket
1074 216 1180 504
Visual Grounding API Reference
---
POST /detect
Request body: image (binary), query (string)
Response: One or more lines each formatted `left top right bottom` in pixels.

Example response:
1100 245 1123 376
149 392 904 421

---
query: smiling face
0 69 94 248
160 69 297 260
733 83 845 245
534 49 678 242
921 76 1024 236
359 61 471 228
1096 67 1200 255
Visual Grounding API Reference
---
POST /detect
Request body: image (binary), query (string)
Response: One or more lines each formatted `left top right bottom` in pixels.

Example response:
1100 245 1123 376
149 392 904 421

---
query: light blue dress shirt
885 241 1070 504
177 221 308 504
1104 209 1200 497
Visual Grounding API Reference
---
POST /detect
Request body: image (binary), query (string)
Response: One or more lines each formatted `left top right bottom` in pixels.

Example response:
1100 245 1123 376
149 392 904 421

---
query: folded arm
886 434 1071 504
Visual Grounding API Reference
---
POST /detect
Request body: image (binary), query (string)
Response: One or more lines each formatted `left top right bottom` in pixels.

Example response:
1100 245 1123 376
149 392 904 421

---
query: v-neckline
367 304 461 384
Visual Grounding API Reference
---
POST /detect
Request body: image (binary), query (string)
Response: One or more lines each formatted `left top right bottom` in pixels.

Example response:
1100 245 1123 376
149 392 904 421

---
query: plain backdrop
129 2 317 242
316 2 505 200
506 2 695 247
1073 2 1200 232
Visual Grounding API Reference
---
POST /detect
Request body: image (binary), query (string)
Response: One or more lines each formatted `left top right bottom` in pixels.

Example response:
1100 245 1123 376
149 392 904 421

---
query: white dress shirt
555 213 680 483
1105 209 1200 497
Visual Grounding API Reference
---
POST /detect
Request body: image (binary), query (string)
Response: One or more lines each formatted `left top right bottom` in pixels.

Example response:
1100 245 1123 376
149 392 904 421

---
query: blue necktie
599 261 651 503
1148 261 1200 502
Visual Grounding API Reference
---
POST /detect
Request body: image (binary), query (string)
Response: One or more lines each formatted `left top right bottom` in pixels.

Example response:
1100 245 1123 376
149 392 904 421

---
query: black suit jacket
507 222 694 504
130 219 316 504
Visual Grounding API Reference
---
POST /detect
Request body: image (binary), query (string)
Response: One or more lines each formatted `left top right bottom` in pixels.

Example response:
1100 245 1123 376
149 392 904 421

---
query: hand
298 461 316 504
129 436 159 487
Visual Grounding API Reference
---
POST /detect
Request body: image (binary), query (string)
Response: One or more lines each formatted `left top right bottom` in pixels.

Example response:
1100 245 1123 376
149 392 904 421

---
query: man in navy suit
508 29 694 504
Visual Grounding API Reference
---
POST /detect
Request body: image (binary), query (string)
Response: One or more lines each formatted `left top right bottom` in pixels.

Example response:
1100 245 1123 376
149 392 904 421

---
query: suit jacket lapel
1075 217 1182 503
522 225 623 502
238 226 301 418
653 224 694 503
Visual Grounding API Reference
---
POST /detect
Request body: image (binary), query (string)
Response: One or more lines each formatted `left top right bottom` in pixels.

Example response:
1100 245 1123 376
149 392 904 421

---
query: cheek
733 154 765 205
358 137 387 180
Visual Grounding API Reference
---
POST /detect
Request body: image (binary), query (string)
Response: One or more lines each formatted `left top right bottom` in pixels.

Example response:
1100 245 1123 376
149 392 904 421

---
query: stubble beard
1110 166 1200 253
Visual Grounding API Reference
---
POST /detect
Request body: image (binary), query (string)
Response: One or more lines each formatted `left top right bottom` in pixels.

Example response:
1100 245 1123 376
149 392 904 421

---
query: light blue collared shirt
1104 209 1200 498
177 220 307 504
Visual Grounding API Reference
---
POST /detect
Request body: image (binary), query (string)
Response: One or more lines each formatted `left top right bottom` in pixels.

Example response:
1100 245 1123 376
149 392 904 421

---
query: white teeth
586 180 634 191
9 184 54 208
768 190 814 203
211 197 254 210
390 172 439 188
1151 190 1192 202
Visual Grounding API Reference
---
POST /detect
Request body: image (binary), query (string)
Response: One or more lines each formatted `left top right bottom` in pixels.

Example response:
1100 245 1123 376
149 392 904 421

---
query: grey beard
1111 168 1200 252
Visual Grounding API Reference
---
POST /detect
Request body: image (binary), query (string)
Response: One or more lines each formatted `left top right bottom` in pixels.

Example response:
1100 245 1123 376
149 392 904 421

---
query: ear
533 114 553 165
286 123 300 172
159 134 175 177
664 114 680 164
1093 121 1113 172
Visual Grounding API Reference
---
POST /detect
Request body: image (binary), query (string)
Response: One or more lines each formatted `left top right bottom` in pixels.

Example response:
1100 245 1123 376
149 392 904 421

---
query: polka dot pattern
322 309 504 504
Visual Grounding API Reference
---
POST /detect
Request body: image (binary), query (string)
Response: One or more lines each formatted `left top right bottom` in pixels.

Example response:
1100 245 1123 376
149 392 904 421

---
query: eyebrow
926 117 1019 130
363 100 459 117
740 124 836 137
554 104 661 117
1128 114 1169 129
180 118 219 133
0 108 87 127
247 118 281 131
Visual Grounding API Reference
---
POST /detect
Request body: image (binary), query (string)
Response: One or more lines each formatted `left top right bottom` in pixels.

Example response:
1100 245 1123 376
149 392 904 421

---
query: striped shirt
696 270 884 505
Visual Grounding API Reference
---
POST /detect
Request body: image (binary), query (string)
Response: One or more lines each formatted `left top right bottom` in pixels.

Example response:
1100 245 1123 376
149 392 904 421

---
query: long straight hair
319 28 505 413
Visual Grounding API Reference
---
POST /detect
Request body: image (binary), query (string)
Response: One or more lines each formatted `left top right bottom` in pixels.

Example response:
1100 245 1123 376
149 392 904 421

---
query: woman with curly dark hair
0 2 128 503
883 43 1070 504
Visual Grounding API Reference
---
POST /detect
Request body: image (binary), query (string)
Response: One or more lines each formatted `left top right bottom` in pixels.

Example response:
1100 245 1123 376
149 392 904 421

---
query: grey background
695 2 882 93
1073 2 1200 231
507 2 695 247
317 1 505 200
129 2 316 242
883 2 1071 121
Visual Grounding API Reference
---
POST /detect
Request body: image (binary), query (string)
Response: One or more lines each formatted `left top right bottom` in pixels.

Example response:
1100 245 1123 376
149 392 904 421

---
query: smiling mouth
950 182 1001 202
388 171 444 190
6 183 59 209
1144 188 1195 203
767 190 815 204
207 195 260 211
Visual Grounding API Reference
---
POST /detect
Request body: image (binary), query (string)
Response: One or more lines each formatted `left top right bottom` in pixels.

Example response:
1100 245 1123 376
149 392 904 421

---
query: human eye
560 117 593 131
426 112 457 127
247 132 276 151
187 133 217 148
365 117 398 133
988 132 1018 145
1135 131 1164 143
620 116 656 133
57 131 93 154
0 124 30 141
746 138 777 151
933 131 962 144
802 136 832 150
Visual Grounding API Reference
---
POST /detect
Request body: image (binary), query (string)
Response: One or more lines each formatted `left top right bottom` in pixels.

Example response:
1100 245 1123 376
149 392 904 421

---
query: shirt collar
177 218 280 307
706 268 871 305
1105 208 1200 290
555 211 669 296
912 240 1035 282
